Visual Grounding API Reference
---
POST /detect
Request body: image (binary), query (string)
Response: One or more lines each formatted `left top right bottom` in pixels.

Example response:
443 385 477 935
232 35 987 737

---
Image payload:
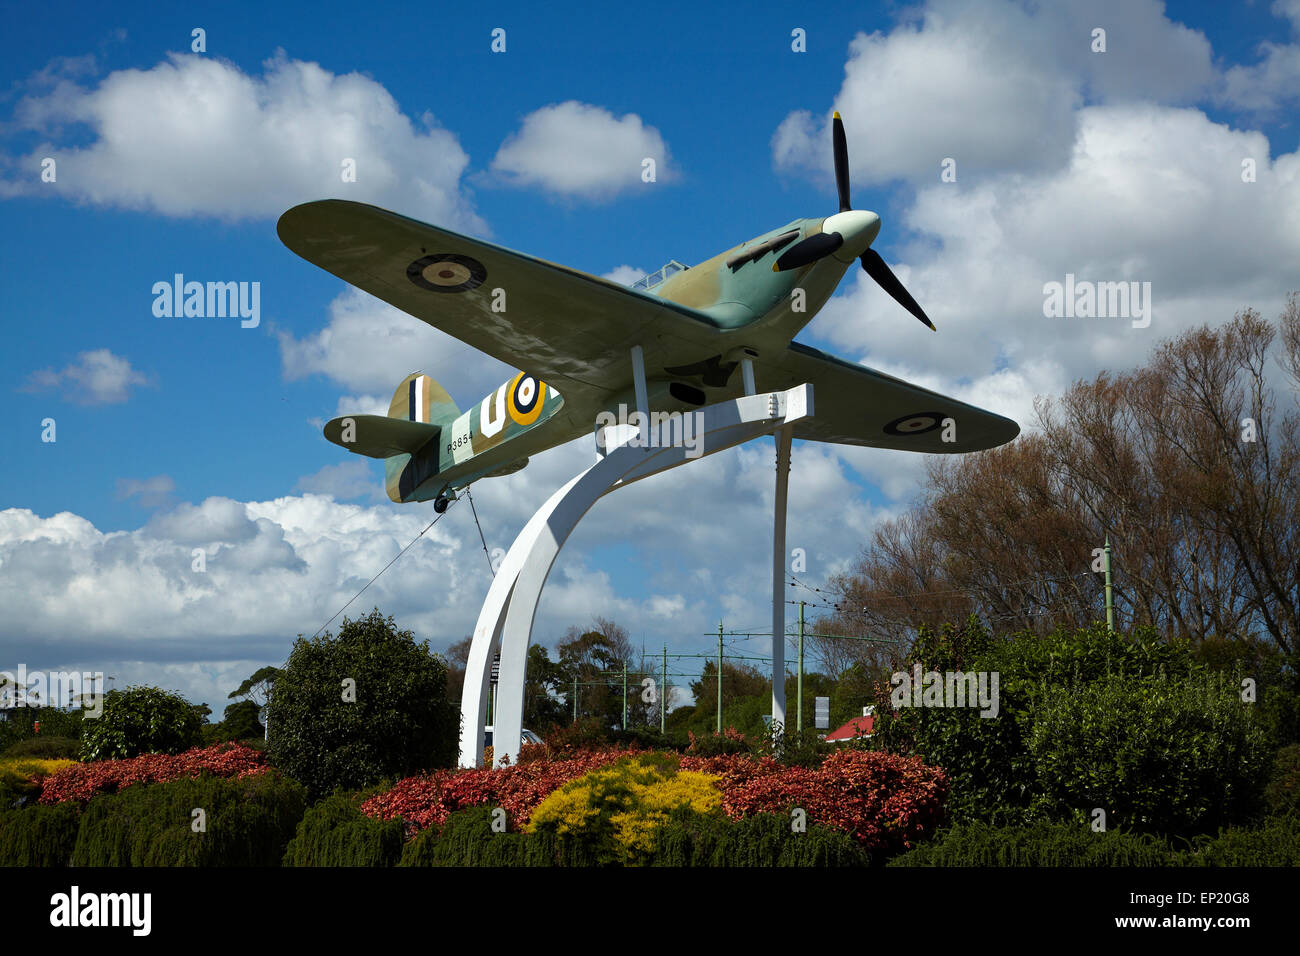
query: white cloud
23 349 151 404
277 287 512 400
1220 1 1300 113
115 475 176 509
601 264 647 286
772 0 1216 189
2 51 483 228
489 101 673 200
294 460 378 501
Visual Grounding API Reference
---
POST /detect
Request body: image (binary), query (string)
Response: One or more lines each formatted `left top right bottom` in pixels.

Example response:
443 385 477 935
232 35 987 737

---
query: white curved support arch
459 383 813 768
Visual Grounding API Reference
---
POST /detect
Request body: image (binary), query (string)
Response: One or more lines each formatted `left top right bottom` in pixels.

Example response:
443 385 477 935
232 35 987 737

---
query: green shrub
268 609 458 799
870 620 1271 830
888 821 1179 867
283 790 404 867
71 771 305 866
80 686 203 761
2 736 81 759
0 802 81 866
1264 744 1300 817
1181 815 1300 866
652 810 870 867
398 806 586 867
1028 675 1270 835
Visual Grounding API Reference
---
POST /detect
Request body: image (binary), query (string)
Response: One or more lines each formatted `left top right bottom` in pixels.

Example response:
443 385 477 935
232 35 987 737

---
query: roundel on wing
507 372 546 425
883 412 946 436
406 253 487 293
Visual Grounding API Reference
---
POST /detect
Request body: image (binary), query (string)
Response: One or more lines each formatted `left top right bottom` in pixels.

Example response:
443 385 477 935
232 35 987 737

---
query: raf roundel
507 372 545 425
883 412 945 436
407 253 487 293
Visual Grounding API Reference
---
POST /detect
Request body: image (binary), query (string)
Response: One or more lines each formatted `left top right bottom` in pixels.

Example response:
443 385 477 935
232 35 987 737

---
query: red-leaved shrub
38 743 267 805
361 747 636 836
362 744 947 853
710 749 948 853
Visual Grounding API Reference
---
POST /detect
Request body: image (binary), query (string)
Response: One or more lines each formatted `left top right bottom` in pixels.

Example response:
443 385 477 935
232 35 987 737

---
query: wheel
434 495 450 514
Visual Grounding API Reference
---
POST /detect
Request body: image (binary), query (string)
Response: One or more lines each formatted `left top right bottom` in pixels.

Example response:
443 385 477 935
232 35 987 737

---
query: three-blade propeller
773 112 936 332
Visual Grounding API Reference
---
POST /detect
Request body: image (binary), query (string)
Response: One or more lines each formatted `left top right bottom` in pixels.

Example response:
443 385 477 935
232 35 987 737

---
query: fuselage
401 212 879 503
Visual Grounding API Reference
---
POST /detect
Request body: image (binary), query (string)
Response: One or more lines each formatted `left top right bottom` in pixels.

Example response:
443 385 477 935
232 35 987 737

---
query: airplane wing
760 342 1020 453
277 199 726 426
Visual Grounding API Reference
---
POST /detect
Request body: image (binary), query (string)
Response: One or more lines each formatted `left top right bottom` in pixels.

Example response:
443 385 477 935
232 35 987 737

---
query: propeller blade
832 111 851 213
773 231 843 272
860 249 936 331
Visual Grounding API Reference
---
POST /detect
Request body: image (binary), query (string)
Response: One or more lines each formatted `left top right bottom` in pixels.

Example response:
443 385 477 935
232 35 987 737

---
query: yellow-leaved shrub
526 754 721 864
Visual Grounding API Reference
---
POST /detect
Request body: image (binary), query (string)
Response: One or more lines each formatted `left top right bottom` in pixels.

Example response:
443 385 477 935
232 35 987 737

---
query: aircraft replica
278 113 1019 509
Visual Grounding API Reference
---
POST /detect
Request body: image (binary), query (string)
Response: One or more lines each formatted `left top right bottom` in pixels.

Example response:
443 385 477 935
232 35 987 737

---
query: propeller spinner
773 111 936 332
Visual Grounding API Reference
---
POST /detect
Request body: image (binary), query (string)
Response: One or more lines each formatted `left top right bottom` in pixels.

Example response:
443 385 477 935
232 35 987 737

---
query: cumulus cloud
1 51 483 228
277 287 512 400
773 0 1216 188
23 349 151 404
1219 0 1300 114
489 101 673 200
601 264 647 286
294 460 377 501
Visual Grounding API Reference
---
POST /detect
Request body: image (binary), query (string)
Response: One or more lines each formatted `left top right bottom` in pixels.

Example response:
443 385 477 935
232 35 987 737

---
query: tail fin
390 372 459 427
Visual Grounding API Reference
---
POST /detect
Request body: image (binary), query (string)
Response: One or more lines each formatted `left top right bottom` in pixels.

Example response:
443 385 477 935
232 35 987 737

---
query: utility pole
572 677 578 723
1104 535 1115 632
796 600 805 733
660 644 667 734
622 662 627 730
717 624 728 738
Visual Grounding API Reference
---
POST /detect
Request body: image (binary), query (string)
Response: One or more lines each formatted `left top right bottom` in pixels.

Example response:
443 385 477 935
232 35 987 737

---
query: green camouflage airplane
278 114 1019 510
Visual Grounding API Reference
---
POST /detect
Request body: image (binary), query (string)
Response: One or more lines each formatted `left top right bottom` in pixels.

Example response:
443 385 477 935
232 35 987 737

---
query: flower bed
38 743 267 805
362 745 948 853
361 748 631 836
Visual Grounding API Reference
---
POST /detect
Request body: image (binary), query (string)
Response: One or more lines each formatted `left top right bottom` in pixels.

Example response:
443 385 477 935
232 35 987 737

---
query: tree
80 685 204 761
219 700 265 741
828 303 1300 653
228 665 281 708
267 608 458 798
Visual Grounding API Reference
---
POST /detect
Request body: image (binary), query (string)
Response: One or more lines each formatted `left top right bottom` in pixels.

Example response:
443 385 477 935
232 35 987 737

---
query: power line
310 499 458 640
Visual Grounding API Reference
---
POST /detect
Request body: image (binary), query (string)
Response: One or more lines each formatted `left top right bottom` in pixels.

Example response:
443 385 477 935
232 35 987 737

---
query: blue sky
2 0 1299 713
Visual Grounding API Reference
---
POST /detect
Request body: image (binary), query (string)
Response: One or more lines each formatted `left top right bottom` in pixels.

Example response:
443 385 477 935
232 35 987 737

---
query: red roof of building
824 714 874 741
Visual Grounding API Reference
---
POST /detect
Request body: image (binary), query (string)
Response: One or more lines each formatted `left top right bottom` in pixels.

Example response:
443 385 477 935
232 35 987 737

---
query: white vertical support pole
771 423 792 738
630 344 649 446
741 357 756 396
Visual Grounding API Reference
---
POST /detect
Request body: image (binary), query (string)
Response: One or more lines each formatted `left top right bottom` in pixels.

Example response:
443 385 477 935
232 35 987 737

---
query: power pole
1104 535 1115 632
572 677 578 723
660 644 667 734
716 621 724 734
622 662 627 730
796 600 805 734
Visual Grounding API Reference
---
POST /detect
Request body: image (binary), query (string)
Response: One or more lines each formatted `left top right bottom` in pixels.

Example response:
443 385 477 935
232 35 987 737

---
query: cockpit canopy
630 260 689 292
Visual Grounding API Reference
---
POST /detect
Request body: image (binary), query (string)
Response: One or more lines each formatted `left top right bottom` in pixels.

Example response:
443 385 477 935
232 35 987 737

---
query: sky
1 0 1299 716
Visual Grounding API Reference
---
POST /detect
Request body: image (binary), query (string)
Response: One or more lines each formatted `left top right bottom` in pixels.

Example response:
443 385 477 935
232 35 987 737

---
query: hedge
888 821 1179 866
71 771 305 866
283 790 405 867
651 810 870 867
0 802 81 866
398 806 589 867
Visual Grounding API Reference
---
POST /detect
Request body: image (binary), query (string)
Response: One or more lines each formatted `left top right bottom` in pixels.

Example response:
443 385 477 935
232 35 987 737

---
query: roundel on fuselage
883 412 945 436
507 372 545 425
